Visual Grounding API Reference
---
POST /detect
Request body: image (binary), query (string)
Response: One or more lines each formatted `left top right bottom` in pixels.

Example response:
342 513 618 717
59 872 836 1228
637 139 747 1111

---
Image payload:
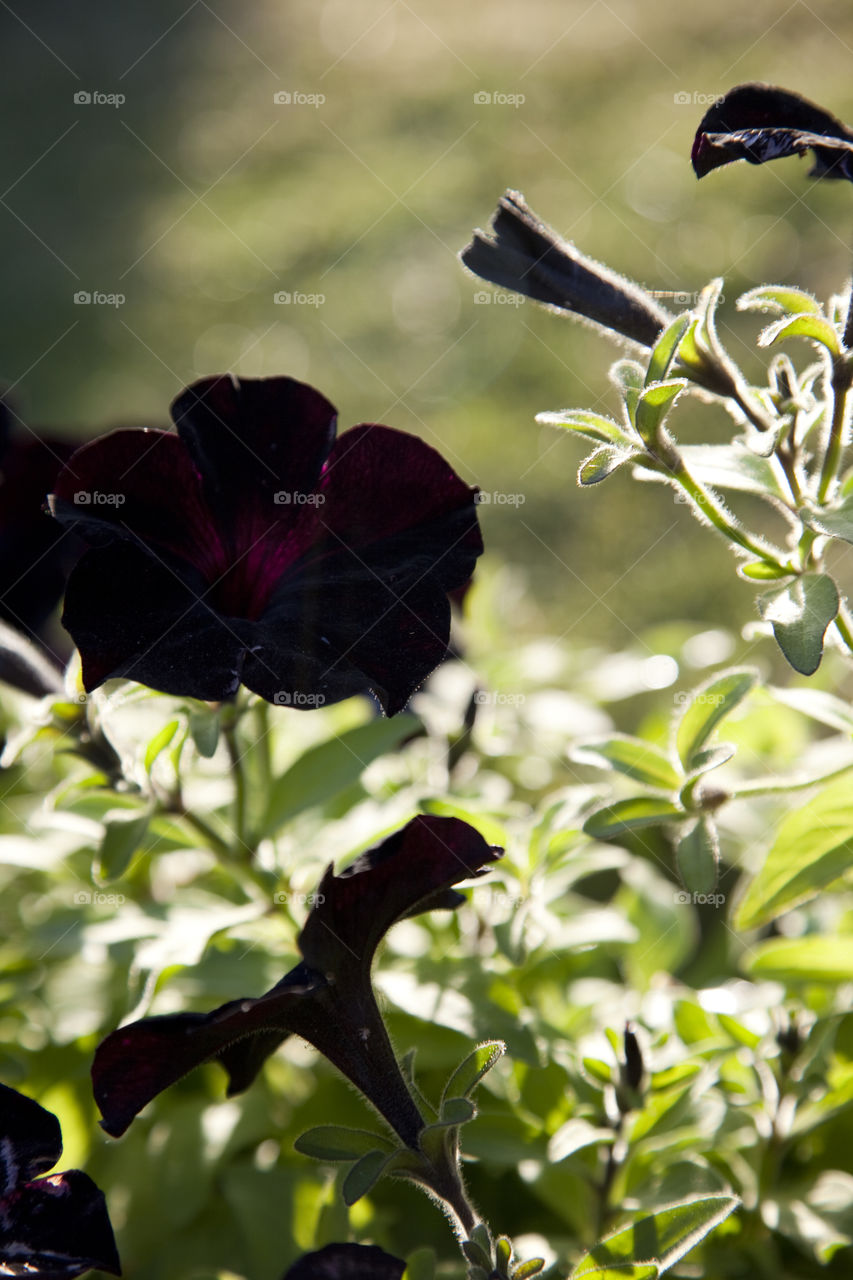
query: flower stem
671 465 796 573
817 358 853 503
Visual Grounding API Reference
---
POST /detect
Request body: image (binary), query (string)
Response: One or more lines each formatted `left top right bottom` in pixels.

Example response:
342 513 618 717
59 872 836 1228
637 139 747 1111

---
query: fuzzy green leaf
802 495 853 545
578 445 637 485
634 379 687 448
571 1194 739 1276
646 314 691 386
294 1126 394 1162
675 669 757 770
342 1150 393 1205
441 1041 505 1107
97 804 152 882
758 573 839 675
744 936 853 983
144 719 180 773
737 285 822 317
537 409 634 446
758 313 840 357
572 736 681 790
676 819 719 896
583 797 683 839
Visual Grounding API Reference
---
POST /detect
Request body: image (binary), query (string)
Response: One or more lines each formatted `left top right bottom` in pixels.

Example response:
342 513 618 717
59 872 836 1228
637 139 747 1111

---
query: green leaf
548 1117 616 1163
462 1241 493 1272
572 1268 658 1280
294 1126 394 1162
495 1237 513 1274
610 358 646 421
675 669 757 770
571 1194 739 1277
739 560 792 581
758 573 839 675
634 379 686 449
645 314 691 386
262 714 419 835
440 1096 476 1125
769 685 853 734
536 409 635 446
571 736 681 790
583 1057 613 1086
96 804 152 881
341 1150 393 1206
187 704 220 758
744 936 853 983
802 494 853 544
441 1041 505 1107
676 819 719 896
758 313 840 357
684 744 734 777
143 719 180 772
512 1260 545 1280
735 774 853 928
584 797 683 840
673 443 785 500
737 285 822 317
578 445 637 485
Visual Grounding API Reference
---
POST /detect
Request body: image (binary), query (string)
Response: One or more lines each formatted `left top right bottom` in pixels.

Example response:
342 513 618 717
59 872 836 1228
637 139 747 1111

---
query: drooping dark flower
48 376 483 714
0 399 78 650
692 83 853 183
460 190 672 347
0 1082 121 1278
92 815 502 1143
282 1242 405 1280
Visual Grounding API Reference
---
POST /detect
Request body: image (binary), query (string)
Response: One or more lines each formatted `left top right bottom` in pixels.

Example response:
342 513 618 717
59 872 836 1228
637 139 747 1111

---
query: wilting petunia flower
92 815 502 1144
692 83 853 183
282 1242 405 1280
0 1082 121 1278
48 376 483 715
460 190 672 348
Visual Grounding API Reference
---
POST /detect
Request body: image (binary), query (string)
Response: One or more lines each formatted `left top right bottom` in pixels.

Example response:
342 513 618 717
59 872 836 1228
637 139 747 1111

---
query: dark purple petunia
282 1243 405 1280
48 375 482 714
692 83 853 183
0 1082 121 1278
0 400 78 647
460 190 672 348
92 815 502 1144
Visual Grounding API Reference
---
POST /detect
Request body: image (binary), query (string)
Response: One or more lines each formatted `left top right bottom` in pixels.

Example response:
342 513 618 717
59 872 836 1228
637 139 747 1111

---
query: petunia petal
171 375 337 542
692 83 853 182
0 1083 62 1190
282 1242 405 1280
0 1170 121 1278
93 817 501 1142
49 428 225 582
61 543 246 697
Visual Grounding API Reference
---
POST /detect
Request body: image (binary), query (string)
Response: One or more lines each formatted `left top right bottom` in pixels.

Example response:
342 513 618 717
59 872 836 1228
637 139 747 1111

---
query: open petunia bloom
0 1082 121 1278
92 815 502 1144
692 83 853 184
48 375 483 714
282 1243 405 1280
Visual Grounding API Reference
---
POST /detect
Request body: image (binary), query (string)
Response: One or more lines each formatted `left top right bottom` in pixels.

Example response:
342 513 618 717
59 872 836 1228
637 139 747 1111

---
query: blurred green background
4 0 853 646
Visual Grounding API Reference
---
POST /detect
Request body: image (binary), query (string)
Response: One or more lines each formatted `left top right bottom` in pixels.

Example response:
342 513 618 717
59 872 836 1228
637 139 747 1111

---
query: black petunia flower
692 83 853 184
92 815 502 1144
0 1082 121 1278
282 1243 405 1280
48 375 483 714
